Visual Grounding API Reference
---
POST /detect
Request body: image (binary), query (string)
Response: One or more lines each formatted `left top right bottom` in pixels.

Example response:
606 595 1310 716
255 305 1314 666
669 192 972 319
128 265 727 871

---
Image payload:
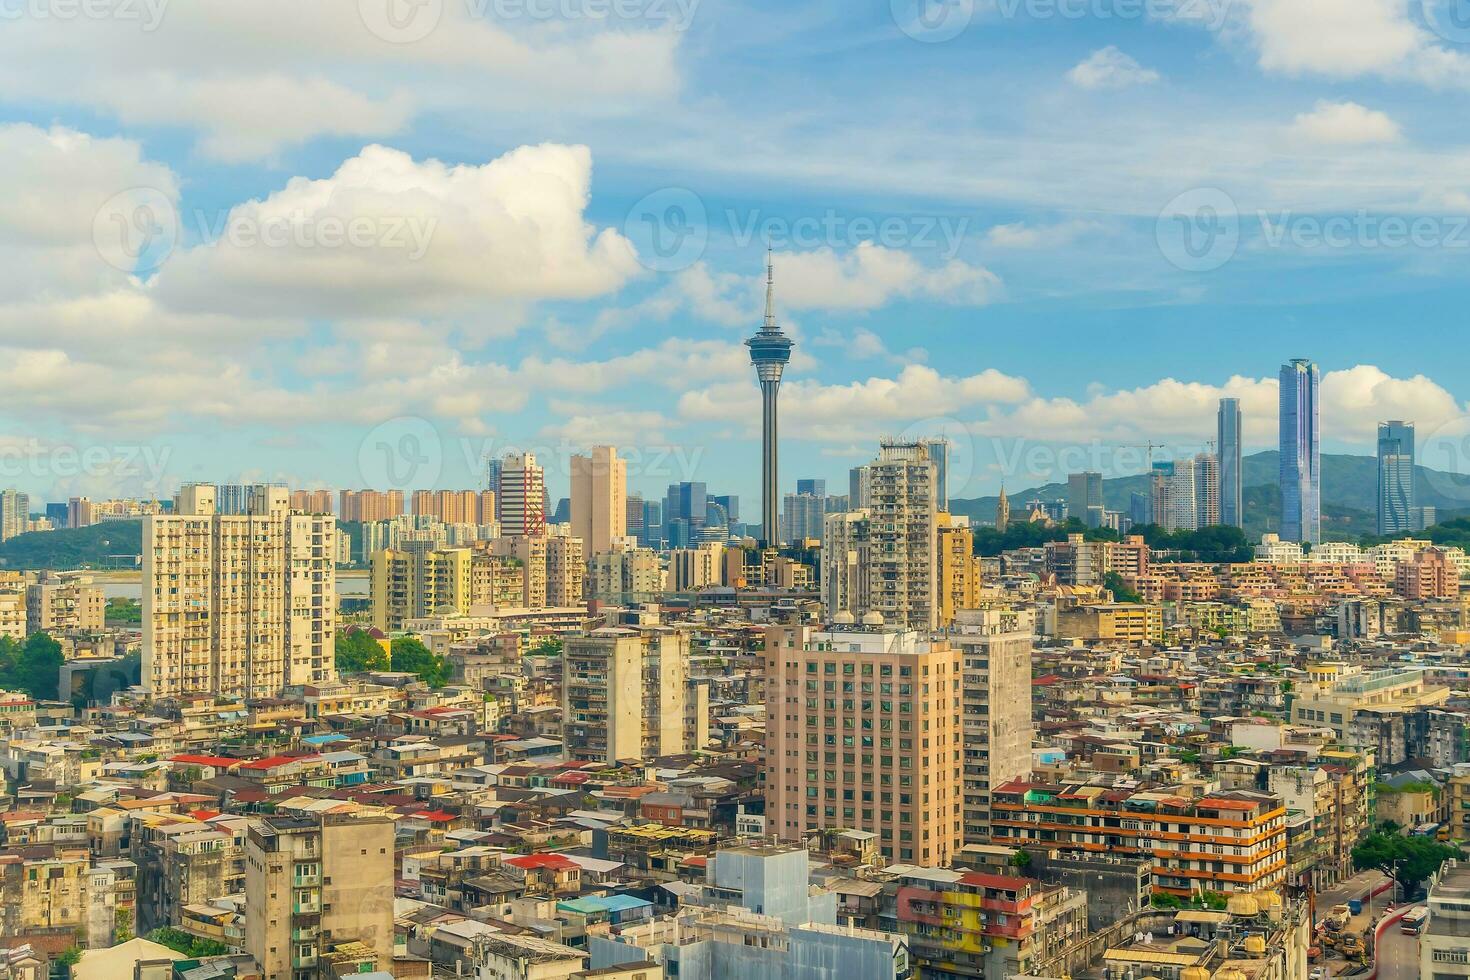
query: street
1371 905 1424 980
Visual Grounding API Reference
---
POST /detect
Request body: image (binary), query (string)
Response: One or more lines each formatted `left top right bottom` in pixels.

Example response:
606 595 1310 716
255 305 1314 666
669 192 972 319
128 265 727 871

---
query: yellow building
1056 602 1164 644
370 543 473 632
937 514 982 628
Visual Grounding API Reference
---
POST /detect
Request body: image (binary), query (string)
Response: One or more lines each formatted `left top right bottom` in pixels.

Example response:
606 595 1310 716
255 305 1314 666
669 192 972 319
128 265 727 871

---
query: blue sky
4 0 1470 510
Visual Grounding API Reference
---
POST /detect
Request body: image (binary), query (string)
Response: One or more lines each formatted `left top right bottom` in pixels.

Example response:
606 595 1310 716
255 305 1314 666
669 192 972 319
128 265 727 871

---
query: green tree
1352 831 1464 896
335 630 389 674
0 632 64 700
1103 571 1143 603
147 927 228 958
1010 848 1033 871
390 637 451 687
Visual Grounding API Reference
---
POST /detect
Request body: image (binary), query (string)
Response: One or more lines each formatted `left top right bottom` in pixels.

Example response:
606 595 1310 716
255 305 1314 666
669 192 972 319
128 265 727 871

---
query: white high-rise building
499 453 546 537
1194 452 1220 528
143 484 336 697
862 441 939 630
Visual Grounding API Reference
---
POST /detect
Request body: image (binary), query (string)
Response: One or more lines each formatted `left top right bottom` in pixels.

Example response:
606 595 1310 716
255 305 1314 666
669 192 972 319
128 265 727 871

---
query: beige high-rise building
289 489 335 514
570 446 626 556
936 514 981 627
822 510 870 619
370 543 473 631
411 489 495 525
953 607 1034 843
338 490 404 523
0 588 23 640
499 453 546 537
491 535 547 607
563 625 690 763
245 812 394 980
0 489 28 542
867 441 939 630
143 485 336 697
765 619 964 865
668 542 724 592
545 531 585 607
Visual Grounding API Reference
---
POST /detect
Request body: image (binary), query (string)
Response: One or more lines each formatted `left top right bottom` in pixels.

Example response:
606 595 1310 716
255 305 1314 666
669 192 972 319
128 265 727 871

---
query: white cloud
775 244 1001 310
1239 0 1470 87
155 142 641 319
1067 47 1160 90
984 220 1099 249
0 0 682 161
1289 100 1402 144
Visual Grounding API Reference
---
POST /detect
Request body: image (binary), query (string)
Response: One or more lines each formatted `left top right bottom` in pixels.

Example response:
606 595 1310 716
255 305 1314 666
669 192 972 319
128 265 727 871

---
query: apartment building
1421 860 1470 980
570 446 627 555
545 532 586 607
563 625 691 764
0 490 27 542
991 780 1288 896
143 485 336 698
865 441 939 630
669 542 725 592
288 489 335 514
1044 534 1151 587
823 510 870 620
1055 602 1163 644
764 619 964 865
1397 546 1460 599
337 490 404 523
587 547 663 604
370 543 472 632
245 812 394 980
883 866 1086 980
499 453 546 537
411 489 496 525
25 573 105 633
952 608 1034 844
936 515 981 628
1291 667 1450 764
490 535 548 607
0 588 24 640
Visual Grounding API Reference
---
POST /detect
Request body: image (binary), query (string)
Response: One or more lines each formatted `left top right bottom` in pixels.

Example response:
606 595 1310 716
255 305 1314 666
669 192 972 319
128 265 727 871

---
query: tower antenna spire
764 243 777 331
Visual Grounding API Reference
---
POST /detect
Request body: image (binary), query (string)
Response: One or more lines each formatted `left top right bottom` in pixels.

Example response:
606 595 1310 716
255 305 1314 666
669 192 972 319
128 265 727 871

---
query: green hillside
0 520 143 570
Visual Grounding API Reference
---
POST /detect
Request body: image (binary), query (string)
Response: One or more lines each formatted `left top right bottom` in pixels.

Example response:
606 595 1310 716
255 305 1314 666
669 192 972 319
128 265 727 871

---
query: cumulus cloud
0 0 682 161
1067 47 1160 90
775 244 1001 310
1232 0 1470 88
155 143 641 319
984 220 1100 249
1289 101 1402 144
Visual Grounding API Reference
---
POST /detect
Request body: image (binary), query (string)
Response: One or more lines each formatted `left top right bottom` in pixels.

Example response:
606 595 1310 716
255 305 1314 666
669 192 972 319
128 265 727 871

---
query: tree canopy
1352 831 1463 896
0 633 63 700
334 630 389 674
390 637 452 687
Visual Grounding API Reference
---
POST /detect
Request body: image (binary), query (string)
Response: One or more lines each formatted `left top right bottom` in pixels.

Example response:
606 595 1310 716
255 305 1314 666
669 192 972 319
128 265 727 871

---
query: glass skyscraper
1278 359 1320 544
1377 420 1416 536
1217 398 1243 528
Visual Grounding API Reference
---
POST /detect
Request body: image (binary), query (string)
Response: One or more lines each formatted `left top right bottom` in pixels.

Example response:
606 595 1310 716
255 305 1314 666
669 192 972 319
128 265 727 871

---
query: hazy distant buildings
1280 359 1321 544
922 438 950 510
849 465 871 509
1194 452 1220 527
0 490 27 542
1067 472 1104 528
339 489 405 523
782 491 826 544
1378 420 1416 537
1218 397 1243 528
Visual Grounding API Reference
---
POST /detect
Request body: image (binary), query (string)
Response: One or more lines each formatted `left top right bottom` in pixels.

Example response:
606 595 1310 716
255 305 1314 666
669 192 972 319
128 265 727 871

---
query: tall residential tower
747 250 794 546
1279 359 1321 544
1217 397 1243 528
1377 420 1416 536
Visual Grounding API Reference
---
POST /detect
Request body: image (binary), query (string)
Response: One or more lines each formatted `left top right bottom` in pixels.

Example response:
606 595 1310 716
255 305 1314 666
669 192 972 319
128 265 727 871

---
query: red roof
504 853 578 871
410 810 457 823
1198 798 1258 811
959 871 1033 891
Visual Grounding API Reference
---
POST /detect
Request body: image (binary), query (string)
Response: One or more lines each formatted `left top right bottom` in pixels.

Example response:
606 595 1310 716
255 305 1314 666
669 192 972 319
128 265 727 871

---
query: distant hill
951 451 1470 543
0 520 142 569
